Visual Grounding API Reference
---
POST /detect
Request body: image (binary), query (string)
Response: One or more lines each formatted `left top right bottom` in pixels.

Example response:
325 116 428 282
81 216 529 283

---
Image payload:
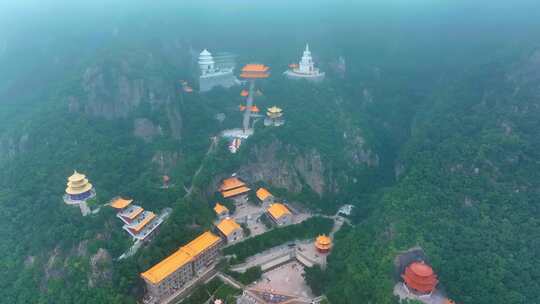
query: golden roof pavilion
267 106 283 119
315 234 332 253
65 170 93 195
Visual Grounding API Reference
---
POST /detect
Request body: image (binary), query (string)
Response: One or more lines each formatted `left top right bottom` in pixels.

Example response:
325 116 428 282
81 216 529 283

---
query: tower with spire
284 44 325 82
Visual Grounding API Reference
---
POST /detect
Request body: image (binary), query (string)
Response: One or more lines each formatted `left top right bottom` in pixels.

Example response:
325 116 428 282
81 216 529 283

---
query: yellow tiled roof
222 186 250 198
110 198 133 209
267 203 291 220
130 212 155 233
140 231 221 285
140 249 192 284
219 177 246 191
214 203 229 215
216 218 241 236
315 235 332 250
180 231 221 257
256 188 272 201
123 206 144 220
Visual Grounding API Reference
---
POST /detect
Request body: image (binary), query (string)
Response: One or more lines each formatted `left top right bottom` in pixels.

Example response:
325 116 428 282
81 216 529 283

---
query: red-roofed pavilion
401 261 438 294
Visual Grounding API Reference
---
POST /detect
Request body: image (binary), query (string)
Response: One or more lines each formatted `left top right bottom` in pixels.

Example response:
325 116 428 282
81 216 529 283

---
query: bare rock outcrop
237 140 331 196
134 118 162 143
88 248 113 288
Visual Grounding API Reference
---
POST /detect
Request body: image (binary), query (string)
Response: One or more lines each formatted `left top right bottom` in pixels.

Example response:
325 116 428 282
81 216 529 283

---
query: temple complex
198 49 238 92
284 44 325 82
264 106 285 127
141 231 222 303
266 203 293 226
64 170 95 203
213 203 229 219
110 197 164 241
215 217 243 243
314 235 332 254
401 261 439 295
219 177 250 199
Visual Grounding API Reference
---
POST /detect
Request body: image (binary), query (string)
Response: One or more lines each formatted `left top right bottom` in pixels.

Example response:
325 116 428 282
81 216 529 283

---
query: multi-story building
219 177 250 200
110 197 163 241
141 231 222 302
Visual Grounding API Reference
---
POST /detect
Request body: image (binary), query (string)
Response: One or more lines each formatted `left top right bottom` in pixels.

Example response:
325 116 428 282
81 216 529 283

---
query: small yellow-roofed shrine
264 106 285 127
267 106 283 119
256 188 272 201
141 249 192 284
315 234 332 253
214 203 229 215
110 197 134 209
180 231 221 257
267 203 291 220
216 218 241 236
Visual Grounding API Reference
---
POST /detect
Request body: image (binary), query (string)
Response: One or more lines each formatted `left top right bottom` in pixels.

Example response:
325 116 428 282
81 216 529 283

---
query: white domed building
198 49 239 92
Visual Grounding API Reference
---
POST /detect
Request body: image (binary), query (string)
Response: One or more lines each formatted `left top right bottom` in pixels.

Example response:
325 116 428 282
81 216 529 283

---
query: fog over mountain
1 1 540 304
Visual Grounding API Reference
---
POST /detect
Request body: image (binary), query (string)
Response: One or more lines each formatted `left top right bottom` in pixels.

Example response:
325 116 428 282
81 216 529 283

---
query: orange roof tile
214 203 229 215
256 188 273 201
240 90 249 97
219 177 246 191
222 186 251 198
216 218 241 236
130 212 156 233
111 198 133 209
315 235 332 250
242 64 270 72
123 206 144 220
140 231 221 285
267 203 291 220
180 231 221 257
141 248 192 284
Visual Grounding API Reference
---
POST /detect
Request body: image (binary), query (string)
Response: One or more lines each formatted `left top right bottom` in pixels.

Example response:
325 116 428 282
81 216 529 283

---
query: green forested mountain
1 1 540 304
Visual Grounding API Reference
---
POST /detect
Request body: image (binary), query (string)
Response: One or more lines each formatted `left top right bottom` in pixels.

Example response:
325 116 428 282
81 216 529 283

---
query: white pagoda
284 44 325 82
198 49 238 92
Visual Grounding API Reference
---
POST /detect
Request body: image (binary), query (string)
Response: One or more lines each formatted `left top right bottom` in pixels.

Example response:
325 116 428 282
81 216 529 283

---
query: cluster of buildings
219 177 294 226
198 44 325 93
110 197 165 241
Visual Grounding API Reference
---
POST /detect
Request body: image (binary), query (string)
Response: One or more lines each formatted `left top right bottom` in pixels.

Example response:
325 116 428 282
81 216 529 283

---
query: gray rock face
88 248 112 288
133 118 162 143
343 128 379 167
237 140 330 196
0 133 28 160
68 56 176 120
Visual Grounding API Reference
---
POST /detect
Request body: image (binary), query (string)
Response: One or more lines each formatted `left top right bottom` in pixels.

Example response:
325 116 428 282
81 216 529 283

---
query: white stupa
284 44 325 82
198 49 239 92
